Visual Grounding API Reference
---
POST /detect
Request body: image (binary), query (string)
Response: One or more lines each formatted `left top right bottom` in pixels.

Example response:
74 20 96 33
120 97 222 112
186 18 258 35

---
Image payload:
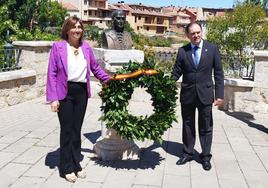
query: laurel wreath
99 60 178 143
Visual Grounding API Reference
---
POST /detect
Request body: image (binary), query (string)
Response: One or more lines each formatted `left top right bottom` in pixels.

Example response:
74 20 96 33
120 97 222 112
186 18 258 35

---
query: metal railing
155 51 255 80
221 53 255 80
0 48 21 72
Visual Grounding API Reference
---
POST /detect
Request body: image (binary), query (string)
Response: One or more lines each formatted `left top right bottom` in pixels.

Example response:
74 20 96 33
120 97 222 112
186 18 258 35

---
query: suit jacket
46 40 110 102
172 40 224 105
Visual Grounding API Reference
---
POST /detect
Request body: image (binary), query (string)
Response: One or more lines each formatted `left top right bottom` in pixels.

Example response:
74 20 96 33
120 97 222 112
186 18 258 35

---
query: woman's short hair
61 16 84 43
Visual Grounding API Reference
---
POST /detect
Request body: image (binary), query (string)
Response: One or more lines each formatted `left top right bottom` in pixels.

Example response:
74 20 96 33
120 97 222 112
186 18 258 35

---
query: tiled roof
61 2 79 11
131 9 171 17
217 12 226 17
169 12 190 17
162 7 196 17
112 3 171 17
108 3 130 11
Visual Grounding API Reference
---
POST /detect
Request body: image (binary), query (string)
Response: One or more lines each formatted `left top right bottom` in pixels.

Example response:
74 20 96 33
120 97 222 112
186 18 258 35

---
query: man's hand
51 100 59 112
213 98 223 106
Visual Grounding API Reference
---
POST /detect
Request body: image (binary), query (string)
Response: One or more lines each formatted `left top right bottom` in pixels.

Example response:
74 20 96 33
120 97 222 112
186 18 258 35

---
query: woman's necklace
70 46 79 56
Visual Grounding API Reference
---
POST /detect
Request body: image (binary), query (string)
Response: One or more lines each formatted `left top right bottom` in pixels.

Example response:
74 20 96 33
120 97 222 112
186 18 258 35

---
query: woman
46 16 110 182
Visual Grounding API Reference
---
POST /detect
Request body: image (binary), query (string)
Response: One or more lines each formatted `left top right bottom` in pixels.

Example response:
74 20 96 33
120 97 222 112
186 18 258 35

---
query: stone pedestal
93 48 144 73
93 48 144 160
93 128 140 161
253 50 268 88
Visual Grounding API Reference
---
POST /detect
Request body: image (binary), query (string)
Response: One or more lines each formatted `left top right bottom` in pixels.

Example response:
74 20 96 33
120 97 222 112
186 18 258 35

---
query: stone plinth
93 48 144 73
253 50 268 88
0 41 52 108
222 49 268 114
93 128 140 161
93 48 144 161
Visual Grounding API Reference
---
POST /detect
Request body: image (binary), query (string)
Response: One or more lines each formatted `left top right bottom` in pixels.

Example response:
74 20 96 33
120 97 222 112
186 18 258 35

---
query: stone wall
221 51 268 114
0 41 268 115
0 41 52 108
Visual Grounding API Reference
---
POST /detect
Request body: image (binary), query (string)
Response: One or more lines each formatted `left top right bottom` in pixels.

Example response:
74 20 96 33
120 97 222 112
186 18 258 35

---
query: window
84 0 87 5
137 26 139 30
157 17 163 24
135 16 137 23
147 26 149 31
99 2 104 8
84 10 87 15
138 16 141 20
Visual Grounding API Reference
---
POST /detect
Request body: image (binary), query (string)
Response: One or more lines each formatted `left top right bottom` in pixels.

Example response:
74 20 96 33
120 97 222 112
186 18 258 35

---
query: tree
245 0 268 8
0 4 18 44
39 1 67 29
16 0 67 31
0 0 67 43
207 2 268 78
208 3 268 51
84 25 102 46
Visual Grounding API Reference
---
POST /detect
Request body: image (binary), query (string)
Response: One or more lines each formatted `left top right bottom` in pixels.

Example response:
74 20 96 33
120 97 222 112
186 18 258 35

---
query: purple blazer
46 40 110 102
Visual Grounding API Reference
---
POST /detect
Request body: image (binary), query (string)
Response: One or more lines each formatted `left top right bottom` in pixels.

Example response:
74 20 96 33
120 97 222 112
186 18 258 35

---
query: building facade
111 3 170 35
55 0 112 29
163 6 197 32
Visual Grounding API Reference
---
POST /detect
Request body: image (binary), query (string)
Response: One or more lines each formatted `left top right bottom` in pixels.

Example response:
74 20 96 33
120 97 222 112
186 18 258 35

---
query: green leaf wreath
99 59 178 143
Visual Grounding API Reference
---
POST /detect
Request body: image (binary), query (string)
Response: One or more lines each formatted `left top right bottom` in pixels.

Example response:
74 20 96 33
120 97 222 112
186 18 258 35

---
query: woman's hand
51 100 60 112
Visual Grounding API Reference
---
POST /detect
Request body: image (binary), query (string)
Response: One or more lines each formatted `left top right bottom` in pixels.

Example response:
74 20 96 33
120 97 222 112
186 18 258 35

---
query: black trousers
57 82 88 176
181 98 213 162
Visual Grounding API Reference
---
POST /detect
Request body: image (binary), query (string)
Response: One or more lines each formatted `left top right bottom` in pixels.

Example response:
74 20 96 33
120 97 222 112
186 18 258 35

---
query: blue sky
109 0 236 8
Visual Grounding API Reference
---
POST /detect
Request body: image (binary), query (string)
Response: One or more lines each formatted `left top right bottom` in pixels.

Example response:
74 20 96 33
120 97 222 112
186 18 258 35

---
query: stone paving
0 96 267 188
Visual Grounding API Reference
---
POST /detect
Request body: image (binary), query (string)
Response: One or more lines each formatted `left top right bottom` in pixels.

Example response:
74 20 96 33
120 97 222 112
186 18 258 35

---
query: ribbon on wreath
111 69 159 80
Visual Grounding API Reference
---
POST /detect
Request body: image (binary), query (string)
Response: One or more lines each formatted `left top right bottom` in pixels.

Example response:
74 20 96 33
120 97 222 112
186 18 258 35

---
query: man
172 22 224 171
102 9 132 50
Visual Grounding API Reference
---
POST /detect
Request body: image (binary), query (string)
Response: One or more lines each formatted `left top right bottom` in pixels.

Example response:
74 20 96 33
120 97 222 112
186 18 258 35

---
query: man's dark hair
185 21 202 34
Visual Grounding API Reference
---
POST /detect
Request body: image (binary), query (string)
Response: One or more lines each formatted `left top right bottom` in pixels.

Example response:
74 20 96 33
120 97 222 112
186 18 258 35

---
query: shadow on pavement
45 148 59 170
44 148 85 177
92 145 164 170
91 139 201 169
83 130 101 144
225 111 268 134
150 140 201 164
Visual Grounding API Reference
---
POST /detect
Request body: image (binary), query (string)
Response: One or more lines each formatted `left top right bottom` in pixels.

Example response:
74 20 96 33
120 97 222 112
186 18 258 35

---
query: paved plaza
0 96 267 188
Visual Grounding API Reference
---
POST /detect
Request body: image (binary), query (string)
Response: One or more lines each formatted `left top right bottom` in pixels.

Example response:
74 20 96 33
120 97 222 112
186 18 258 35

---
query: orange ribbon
111 69 159 80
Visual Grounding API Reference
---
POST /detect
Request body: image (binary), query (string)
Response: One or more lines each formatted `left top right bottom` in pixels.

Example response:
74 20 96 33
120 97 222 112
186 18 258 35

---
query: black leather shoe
202 161 212 171
176 156 193 165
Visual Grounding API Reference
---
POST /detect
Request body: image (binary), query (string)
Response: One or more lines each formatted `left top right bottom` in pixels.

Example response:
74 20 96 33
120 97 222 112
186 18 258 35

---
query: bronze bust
102 10 132 50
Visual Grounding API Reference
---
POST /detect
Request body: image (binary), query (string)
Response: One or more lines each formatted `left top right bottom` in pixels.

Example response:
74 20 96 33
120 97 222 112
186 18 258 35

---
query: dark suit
172 40 224 162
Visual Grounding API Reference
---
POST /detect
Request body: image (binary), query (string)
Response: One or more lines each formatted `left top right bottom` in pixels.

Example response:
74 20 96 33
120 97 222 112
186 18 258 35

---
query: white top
67 43 87 83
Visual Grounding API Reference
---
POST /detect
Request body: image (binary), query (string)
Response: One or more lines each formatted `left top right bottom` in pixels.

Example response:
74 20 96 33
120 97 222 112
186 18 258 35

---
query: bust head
111 10 126 32
101 9 132 49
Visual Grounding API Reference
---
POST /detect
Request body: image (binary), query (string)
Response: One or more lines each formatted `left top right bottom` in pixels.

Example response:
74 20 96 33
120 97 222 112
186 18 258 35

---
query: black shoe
202 161 212 171
176 156 193 165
